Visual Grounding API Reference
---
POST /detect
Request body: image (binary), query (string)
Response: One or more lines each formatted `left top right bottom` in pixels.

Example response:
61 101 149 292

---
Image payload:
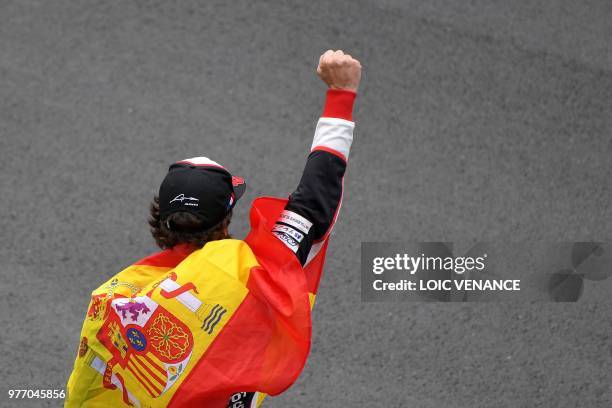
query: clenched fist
317 50 362 93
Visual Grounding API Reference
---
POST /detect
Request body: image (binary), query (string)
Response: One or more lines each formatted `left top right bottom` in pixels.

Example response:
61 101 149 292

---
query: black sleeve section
284 149 346 265
226 392 255 407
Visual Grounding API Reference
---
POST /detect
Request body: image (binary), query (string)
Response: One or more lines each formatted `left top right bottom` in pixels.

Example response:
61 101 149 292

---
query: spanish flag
65 196 329 407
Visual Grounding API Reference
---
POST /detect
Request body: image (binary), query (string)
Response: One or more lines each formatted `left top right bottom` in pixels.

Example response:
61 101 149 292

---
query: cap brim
231 175 247 201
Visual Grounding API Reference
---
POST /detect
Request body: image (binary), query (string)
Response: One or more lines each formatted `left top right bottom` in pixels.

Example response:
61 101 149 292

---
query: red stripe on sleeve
311 145 347 162
322 89 357 121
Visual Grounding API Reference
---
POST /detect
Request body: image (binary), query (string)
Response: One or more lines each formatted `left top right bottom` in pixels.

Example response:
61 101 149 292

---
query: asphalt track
1 1 611 407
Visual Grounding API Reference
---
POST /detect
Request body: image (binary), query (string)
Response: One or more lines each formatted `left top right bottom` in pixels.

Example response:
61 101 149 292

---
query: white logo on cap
170 194 200 207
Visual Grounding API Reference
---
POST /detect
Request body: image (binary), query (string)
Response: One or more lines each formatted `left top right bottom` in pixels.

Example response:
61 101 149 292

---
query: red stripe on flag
131 359 162 389
128 361 165 395
134 243 194 267
136 354 166 384
126 362 159 397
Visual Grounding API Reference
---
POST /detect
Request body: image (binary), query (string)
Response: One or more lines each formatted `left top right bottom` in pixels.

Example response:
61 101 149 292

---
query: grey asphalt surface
1 1 611 407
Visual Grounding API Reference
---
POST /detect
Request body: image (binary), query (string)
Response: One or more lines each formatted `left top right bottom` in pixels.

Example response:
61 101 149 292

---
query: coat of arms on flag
97 295 194 399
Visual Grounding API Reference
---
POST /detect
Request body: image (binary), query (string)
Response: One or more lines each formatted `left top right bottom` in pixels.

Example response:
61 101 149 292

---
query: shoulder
200 238 256 260
180 239 259 285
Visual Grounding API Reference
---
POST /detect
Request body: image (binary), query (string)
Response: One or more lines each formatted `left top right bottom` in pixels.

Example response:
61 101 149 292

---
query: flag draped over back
65 197 330 407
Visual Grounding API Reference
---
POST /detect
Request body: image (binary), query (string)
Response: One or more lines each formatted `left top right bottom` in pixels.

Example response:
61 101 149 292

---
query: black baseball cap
158 157 246 230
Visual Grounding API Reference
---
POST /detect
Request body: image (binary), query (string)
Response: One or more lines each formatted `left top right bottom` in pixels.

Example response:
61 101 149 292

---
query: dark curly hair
148 195 232 249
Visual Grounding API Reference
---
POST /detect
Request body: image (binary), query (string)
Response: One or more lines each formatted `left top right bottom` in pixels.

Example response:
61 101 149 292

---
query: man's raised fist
317 50 362 93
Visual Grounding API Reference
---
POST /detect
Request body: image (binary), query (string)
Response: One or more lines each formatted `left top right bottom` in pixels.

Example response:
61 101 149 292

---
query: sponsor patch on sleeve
272 230 300 253
277 210 312 235
272 224 305 243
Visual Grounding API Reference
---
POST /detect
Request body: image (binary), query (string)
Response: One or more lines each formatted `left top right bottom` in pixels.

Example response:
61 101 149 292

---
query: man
66 49 361 407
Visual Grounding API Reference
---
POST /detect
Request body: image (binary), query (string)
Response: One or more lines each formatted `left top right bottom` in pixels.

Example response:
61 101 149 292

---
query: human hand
316 50 362 93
